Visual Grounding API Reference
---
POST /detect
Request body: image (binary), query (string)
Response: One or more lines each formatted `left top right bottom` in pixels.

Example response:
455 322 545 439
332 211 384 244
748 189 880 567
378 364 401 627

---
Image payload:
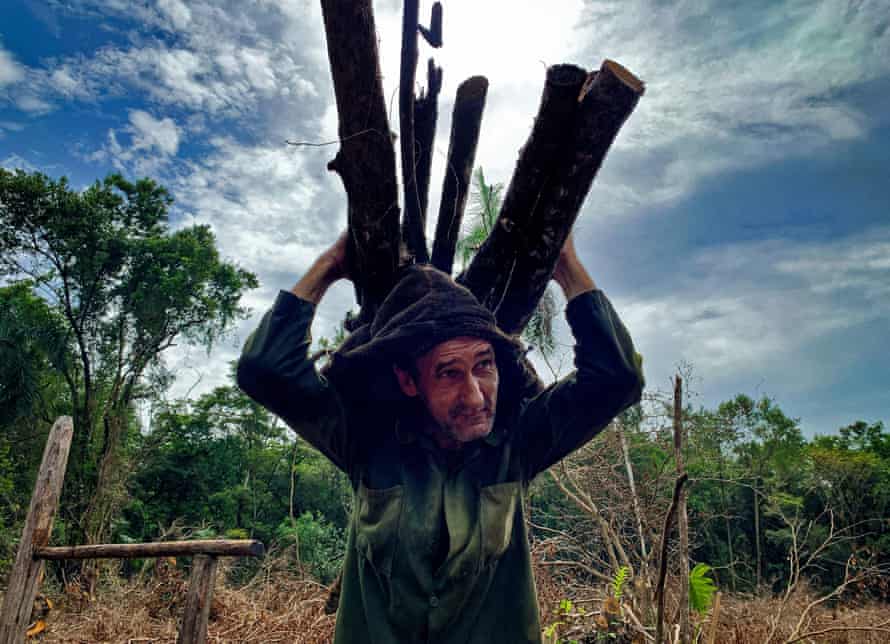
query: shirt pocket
479 480 520 565
354 481 404 577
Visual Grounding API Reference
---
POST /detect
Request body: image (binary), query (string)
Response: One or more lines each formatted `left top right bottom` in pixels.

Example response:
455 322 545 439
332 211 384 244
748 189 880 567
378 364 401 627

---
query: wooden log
0 417 73 644
494 60 643 333
431 76 489 275
399 0 428 264
34 539 264 560
320 0 400 321
458 64 586 301
409 58 442 236
177 555 218 644
463 60 644 334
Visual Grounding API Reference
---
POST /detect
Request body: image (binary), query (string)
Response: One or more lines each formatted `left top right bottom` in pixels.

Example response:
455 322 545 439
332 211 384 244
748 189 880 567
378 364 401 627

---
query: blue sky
1 0 888 436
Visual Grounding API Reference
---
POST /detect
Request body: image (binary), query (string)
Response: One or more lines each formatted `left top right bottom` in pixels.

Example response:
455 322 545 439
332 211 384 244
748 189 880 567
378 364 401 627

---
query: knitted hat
322 264 542 405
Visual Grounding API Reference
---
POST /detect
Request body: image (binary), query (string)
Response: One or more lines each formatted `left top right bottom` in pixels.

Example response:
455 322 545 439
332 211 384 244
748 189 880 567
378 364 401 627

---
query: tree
0 169 258 545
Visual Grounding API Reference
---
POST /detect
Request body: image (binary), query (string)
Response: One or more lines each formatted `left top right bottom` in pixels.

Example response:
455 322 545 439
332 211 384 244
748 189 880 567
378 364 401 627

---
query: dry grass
4 562 887 643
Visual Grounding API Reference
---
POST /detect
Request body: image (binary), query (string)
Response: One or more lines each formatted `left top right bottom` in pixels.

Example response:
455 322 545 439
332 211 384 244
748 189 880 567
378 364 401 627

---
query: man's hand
552 232 597 302
291 231 352 304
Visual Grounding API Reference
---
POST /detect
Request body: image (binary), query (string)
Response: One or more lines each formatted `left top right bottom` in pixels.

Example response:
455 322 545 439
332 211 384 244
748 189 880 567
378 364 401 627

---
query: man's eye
440 370 460 379
476 360 494 371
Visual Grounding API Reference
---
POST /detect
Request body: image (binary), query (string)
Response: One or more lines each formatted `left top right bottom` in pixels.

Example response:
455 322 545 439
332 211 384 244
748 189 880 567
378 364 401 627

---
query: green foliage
0 168 258 543
689 563 717 614
276 512 345 583
611 565 629 599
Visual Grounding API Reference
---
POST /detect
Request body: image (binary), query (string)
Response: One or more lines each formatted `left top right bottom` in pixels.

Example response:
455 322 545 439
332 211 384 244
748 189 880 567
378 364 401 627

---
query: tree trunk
461 60 644 333
320 0 401 322
754 476 762 589
673 376 691 644
431 76 489 275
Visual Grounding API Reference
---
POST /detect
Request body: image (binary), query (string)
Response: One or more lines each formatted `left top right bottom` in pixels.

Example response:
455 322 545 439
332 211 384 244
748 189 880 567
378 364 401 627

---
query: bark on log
458 64 586 303
34 539 264 560
177 555 218 644
410 58 442 233
462 60 644 334
399 0 428 263
431 76 489 275
0 417 73 644
320 0 400 321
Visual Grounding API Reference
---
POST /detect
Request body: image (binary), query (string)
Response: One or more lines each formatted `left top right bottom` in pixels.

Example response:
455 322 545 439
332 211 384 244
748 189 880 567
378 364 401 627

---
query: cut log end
602 59 645 95
547 64 588 87
457 76 489 102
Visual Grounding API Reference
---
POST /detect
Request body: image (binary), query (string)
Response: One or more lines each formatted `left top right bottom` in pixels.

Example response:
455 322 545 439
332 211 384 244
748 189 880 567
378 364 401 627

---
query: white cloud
157 0 192 30
616 228 890 395
0 47 24 86
92 110 183 175
129 109 181 156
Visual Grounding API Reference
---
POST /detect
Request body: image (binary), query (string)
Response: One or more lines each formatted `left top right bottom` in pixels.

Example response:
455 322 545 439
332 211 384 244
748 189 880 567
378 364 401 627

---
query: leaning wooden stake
674 376 691 643
177 555 218 644
706 592 722 644
0 417 73 644
654 472 688 644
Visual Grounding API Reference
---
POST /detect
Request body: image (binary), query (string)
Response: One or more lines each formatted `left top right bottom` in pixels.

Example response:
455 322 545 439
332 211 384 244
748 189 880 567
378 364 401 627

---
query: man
237 232 643 643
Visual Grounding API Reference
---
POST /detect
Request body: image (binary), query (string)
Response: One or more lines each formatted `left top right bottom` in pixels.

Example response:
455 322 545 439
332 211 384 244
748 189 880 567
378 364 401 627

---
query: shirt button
429 595 439 608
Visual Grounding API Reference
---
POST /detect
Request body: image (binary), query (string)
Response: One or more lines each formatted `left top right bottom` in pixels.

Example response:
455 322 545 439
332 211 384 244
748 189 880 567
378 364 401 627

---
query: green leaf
689 563 717 614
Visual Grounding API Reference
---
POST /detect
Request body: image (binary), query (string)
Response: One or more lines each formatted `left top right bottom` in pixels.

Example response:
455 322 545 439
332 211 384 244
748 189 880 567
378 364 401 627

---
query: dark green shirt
237 290 642 644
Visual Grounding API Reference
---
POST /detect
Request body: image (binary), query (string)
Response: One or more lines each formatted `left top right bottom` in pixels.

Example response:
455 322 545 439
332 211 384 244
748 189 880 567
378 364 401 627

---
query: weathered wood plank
0 417 73 644
34 539 264 560
177 555 218 644
431 76 489 275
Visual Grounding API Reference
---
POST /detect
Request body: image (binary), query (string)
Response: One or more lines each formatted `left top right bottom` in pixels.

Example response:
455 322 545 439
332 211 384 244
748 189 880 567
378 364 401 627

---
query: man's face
393 337 499 449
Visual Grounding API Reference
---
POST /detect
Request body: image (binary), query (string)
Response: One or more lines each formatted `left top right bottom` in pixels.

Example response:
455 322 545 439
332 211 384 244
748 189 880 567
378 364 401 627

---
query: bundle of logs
318 0 644 336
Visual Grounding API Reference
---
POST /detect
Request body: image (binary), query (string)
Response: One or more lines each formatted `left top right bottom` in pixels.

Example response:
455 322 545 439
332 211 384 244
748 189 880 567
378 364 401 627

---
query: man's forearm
291 231 350 304
290 255 340 304
552 249 597 302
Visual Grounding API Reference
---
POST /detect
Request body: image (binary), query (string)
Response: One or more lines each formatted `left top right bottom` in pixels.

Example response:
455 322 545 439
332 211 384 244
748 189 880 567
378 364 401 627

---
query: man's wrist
290 255 341 304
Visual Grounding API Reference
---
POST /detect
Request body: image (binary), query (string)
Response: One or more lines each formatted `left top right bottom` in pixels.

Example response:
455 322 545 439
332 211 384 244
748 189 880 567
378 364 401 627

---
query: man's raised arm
518 233 644 479
237 233 355 472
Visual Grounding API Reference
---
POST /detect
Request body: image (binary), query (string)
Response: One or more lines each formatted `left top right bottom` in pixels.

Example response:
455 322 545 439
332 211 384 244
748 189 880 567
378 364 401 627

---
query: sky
1 0 888 436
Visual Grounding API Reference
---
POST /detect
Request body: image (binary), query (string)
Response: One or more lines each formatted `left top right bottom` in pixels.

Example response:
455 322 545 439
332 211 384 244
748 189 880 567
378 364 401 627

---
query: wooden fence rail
0 416 265 644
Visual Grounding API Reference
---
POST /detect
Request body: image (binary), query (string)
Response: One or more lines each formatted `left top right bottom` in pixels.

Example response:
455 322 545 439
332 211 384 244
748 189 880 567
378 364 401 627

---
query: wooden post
654 473 688 644
706 592 722 644
177 555 218 644
674 376 691 643
0 417 73 644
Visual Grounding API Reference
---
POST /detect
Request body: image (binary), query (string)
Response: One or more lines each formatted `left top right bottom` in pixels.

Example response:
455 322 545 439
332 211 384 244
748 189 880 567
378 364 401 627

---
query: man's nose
461 376 485 409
